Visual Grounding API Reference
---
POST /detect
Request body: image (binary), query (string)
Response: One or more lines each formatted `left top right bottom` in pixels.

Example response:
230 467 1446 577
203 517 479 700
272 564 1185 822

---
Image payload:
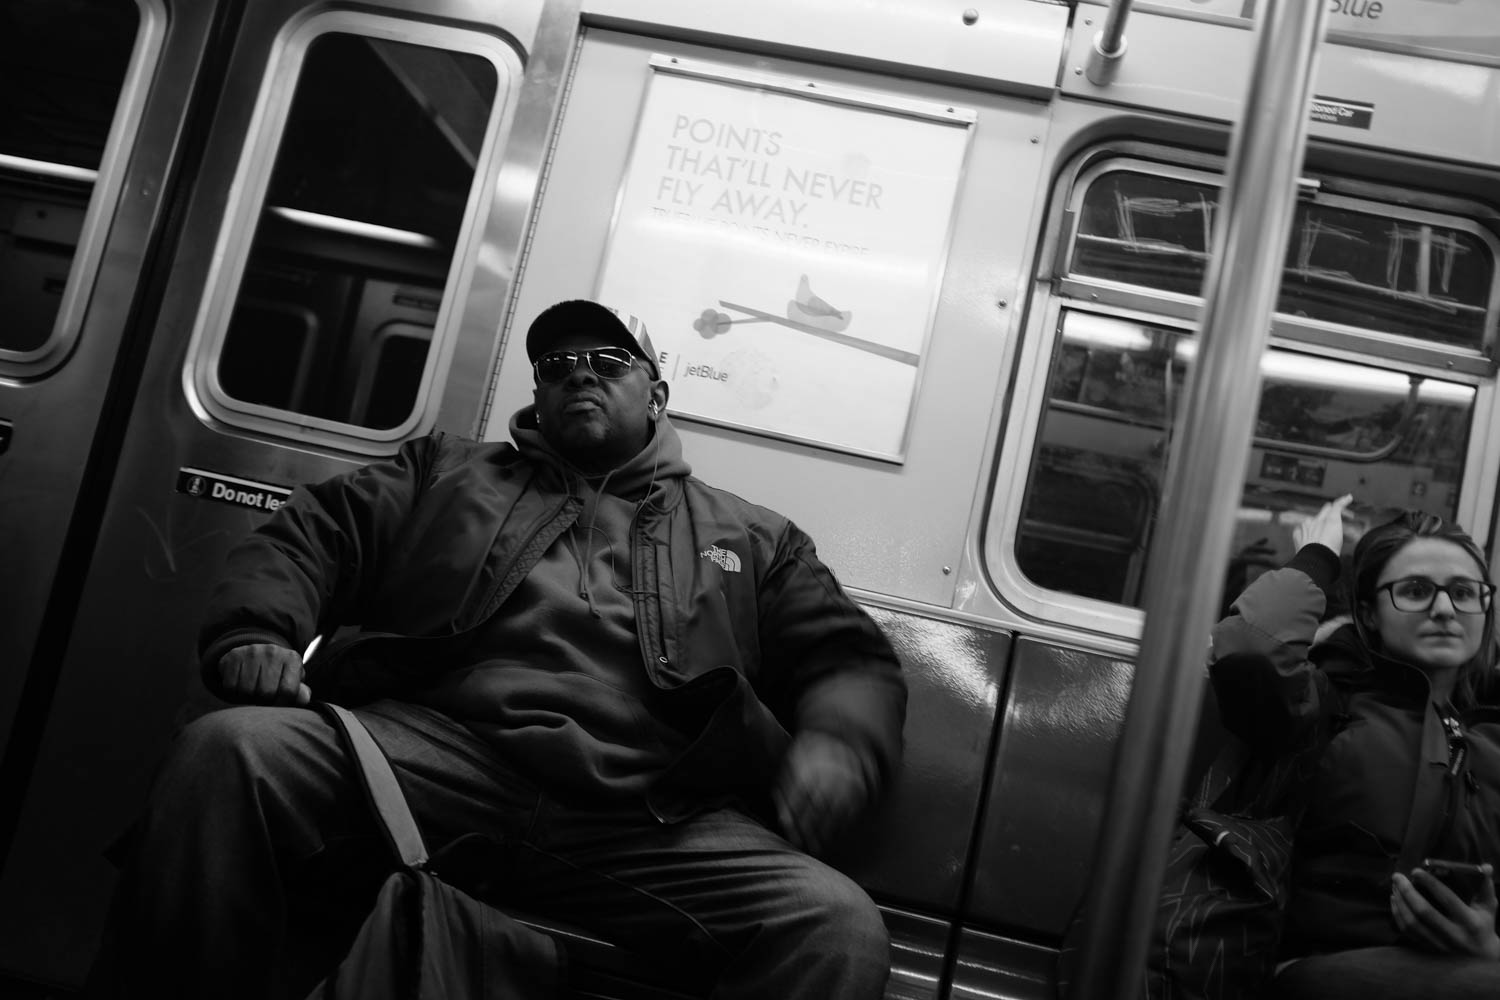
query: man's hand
1392 866 1500 960
1293 494 1353 556
772 731 869 857
213 643 311 706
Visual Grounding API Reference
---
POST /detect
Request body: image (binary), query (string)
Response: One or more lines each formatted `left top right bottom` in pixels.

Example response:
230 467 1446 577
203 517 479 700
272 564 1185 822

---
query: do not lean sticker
177 467 292 512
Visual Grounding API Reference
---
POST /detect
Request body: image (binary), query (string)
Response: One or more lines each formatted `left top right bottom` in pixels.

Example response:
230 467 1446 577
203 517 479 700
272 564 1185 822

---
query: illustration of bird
787 274 852 332
699 277 918 367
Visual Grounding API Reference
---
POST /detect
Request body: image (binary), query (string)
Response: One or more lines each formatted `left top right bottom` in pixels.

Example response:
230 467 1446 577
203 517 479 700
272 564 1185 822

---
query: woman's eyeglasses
533 348 636 384
1375 576 1495 614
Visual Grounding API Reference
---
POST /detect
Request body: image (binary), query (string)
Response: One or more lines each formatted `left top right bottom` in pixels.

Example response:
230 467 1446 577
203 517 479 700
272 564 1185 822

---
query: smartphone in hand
1417 858 1490 904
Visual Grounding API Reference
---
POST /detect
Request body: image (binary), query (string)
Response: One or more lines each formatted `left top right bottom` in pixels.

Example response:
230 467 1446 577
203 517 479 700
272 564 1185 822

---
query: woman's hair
1348 509 1498 707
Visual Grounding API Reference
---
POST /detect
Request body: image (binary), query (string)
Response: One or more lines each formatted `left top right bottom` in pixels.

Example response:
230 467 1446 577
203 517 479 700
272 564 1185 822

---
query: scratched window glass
1071 172 1216 296
1015 310 1474 607
1280 203 1491 348
217 32 498 429
0 0 140 355
1071 170 1495 350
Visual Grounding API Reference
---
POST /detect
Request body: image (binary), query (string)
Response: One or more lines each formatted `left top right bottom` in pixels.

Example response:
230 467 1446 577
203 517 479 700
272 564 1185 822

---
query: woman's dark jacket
1210 543 1500 958
198 422 906 823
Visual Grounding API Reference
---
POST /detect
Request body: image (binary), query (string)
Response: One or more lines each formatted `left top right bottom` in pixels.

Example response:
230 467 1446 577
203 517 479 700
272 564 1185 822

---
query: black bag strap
319 703 430 870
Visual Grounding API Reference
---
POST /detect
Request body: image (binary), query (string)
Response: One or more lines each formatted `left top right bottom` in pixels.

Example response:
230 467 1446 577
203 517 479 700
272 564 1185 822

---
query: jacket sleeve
755 520 907 797
197 434 444 683
1209 542 1341 752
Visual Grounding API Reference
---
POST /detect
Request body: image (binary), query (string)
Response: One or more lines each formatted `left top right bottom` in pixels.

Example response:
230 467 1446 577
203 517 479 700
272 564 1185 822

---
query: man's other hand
214 644 311 706
773 731 868 857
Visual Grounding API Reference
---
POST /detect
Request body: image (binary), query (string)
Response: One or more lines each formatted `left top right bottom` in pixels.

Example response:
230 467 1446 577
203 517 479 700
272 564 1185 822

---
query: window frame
0 0 166 378
987 142 1500 640
184 10 520 452
1056 155 1500 376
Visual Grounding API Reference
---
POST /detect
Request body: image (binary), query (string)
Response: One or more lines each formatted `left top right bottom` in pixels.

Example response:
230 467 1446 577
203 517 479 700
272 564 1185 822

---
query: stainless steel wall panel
948 929 1058 1000
581 0 1069 98
880 908 951 1000
1065 2 1500 168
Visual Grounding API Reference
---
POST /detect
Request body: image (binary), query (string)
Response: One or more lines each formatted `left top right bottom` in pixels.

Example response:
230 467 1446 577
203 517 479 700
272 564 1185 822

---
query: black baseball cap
525 299 660 379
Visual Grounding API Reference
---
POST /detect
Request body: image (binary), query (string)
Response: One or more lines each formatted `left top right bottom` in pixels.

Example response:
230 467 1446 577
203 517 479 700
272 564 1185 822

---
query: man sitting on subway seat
88 298 907 1000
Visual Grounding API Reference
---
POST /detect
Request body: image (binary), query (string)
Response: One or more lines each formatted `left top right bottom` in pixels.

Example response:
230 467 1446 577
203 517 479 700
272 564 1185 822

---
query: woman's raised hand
1294 494 1354 557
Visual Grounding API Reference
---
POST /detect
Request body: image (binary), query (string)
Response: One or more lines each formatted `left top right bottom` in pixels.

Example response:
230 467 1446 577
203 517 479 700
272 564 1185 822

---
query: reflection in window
218 32 498 429
1015 311 1475 607
0 0 140 354
1072 170 1495 349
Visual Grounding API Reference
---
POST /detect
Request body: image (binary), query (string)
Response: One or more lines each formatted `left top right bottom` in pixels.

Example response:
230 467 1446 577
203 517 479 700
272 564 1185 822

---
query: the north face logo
700 545 742 573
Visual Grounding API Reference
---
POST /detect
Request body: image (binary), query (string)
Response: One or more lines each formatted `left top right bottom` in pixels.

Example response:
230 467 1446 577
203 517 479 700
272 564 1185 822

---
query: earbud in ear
648 401 661 417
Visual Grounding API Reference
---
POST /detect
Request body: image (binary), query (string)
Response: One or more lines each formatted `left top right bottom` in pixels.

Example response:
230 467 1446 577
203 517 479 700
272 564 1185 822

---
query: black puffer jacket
199 417 906 823
1211 543 1500 958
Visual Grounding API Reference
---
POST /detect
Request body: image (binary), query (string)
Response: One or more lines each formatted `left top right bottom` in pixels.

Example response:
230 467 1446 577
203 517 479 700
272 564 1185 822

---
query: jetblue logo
700 545 742 573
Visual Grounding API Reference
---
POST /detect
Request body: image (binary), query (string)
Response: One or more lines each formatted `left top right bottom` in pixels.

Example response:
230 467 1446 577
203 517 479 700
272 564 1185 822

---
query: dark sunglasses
533 348 637 385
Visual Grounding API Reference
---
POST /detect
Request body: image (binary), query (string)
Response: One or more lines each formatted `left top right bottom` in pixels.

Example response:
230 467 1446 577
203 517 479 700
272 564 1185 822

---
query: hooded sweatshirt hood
510 404 691 507
511 404 692 615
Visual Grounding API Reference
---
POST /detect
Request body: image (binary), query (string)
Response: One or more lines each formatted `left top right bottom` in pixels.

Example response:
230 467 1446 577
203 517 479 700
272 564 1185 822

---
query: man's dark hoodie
411 407 694 801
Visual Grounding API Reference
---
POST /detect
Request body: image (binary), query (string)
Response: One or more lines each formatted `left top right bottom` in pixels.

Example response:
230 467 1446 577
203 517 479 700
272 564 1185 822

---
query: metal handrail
1067 1 1330 995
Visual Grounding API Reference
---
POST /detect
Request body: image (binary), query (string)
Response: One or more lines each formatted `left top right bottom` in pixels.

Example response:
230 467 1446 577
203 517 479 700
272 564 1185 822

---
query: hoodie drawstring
567 428 668 616
567 467 618 618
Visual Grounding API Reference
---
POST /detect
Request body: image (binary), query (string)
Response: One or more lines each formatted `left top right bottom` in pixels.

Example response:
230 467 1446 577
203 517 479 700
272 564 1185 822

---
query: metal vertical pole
1085 0 1134 86
1068 0 1329 995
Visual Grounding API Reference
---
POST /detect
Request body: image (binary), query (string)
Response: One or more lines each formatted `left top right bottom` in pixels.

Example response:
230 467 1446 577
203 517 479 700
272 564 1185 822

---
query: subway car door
0 0 217 838
0 0 574 988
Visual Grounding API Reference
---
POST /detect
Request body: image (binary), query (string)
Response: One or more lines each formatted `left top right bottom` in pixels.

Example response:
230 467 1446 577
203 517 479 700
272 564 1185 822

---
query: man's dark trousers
90 701 891 999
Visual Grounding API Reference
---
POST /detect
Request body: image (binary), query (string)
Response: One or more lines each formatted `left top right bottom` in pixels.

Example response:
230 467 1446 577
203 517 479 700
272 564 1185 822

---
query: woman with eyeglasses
1211 495 1500 998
